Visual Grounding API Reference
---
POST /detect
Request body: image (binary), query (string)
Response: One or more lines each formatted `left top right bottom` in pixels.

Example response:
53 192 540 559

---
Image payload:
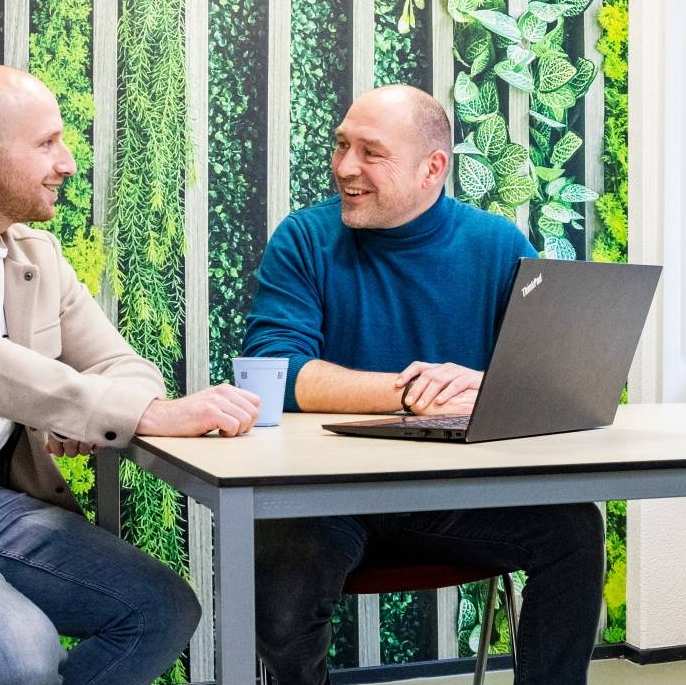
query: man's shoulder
452 200 520 238
273 196 343 243
4 224 60 261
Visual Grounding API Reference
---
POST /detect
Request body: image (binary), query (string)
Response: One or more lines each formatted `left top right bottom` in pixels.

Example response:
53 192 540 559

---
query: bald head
0 66 57 146
354 85 452 162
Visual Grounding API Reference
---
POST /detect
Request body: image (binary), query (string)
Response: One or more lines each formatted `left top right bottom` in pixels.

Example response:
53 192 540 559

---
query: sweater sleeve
243 217 325 411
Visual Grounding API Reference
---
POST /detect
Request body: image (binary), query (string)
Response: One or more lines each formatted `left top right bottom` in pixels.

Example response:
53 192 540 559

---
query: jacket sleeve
242 217 325 411
0 234 166 447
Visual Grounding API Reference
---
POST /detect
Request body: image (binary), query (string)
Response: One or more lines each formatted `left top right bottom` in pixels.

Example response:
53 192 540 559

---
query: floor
369 658 686 684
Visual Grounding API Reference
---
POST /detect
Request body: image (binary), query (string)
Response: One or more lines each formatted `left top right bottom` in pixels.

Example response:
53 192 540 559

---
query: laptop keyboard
387 415 471 429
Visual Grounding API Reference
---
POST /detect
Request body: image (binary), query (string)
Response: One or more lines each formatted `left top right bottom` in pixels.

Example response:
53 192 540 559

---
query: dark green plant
290 0 351 210
375 0 429 88
208 0 268 384
29 0 103 519
113 1 190 681
448 0 599 258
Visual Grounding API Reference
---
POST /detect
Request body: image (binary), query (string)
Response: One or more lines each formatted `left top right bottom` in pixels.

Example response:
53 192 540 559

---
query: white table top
131 403 686 487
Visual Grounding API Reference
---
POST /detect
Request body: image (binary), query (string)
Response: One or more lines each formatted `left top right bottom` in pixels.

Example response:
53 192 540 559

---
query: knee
546 503 605 565
0 608 64 685
150 569 202 649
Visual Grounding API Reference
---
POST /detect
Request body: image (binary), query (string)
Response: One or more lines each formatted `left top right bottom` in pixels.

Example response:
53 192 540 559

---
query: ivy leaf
453 132 482 155
535 166 565 182
560 183 599 203
498 175 537 205
488 200 517 222
545 177 569 197
551 131 583 167
494 59 534 92
493 144 528 177
568 57 598 97
538 55 577 92
454 71 479 103
538 215 565 237
544 235 576 260
542 201 584 223
529 109 566 129
528 2 574 22
518 11 547 43
459 154 496 199
469 9 522 43
475 114 508 159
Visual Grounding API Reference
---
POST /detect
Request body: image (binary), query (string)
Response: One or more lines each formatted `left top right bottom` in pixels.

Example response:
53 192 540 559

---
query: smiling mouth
342 188 372 198
43 184 60 197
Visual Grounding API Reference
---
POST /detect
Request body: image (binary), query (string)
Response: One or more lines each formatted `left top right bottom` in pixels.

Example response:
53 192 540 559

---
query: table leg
213 487 256 685
95 448 120 536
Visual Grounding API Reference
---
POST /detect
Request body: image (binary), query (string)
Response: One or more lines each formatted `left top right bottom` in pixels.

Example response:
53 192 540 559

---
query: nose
334 147 361 178
55 142 77 177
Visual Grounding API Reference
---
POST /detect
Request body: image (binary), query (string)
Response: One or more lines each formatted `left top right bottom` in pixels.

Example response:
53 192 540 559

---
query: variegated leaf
571 220 585 231
542 201 583 223
537 85 576 111
488 200 517 222
551 131 583 167
535 166 565 182
507 45 536 67
476 115 508 159
469 9 522 43
479 78 499 114
560 183 599 203
538 55 577 92
518 11 547 42
529 109 566 129
493 144 528 177
545 177 568 197
538 215 565 237
568 57 598 97
458 155 496 199
471 47 493 77
457 99 493 123
528 2 574 22
562 0 593 16
453 132 482 155
454 72 479 103
544 235 576 260
494 59 534 92
498 175 537 205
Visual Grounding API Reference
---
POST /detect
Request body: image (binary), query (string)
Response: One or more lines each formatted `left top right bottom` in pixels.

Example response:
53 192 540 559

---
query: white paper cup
232 357 289 426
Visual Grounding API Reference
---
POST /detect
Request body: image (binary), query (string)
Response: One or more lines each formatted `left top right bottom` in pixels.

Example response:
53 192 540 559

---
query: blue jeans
255 504 605 685
0 488 201 685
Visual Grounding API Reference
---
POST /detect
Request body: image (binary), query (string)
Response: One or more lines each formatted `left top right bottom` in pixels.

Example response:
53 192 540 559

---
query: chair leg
473 577 498 685
258 657 271 684
502 572 519 672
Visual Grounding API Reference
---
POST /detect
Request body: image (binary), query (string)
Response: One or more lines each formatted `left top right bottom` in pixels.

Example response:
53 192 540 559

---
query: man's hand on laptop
395 361 483 415
136 385 261 437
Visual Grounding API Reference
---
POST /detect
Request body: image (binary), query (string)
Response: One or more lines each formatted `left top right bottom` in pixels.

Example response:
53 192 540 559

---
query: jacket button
24 272 33 281
105 431 117 441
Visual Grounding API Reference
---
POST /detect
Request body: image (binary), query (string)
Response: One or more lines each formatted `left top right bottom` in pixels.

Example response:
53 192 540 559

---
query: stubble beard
0 163 54 226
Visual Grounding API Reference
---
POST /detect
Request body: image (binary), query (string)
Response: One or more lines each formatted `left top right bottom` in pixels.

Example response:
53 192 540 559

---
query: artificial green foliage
447 0 599 258
603 499 627 642
113 1 190 681
208 0 268 384
375 0 430 89
29 0 102 521
290 0 350 210
592 0 628 264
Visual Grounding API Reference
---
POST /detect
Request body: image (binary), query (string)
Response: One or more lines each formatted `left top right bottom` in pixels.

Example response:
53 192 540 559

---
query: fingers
414 388 479 416
434 376 478 405
406 364 483 409
46 435 64 456
395 361 433 388
46 436 95 457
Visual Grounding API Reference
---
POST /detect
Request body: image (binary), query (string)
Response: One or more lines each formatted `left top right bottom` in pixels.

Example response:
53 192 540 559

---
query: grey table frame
96 435 686 685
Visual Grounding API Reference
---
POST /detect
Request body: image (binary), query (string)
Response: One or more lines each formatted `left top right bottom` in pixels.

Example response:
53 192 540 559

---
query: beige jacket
0 223 166 511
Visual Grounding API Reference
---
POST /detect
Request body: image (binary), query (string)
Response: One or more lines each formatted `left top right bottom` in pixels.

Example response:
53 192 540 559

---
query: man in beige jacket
0 66 260 684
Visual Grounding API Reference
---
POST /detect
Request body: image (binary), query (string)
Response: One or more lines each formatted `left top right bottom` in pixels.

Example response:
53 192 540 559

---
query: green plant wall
375 0 430 89
594 0 629 645
112 0 190 681
29 0 102 520
208 0 268 385
290 0 351 211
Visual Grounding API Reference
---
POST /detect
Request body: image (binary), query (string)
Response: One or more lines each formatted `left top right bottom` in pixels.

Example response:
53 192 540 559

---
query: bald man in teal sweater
244 85 604 685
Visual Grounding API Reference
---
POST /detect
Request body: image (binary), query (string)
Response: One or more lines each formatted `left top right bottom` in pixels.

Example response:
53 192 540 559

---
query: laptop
322 258 661 443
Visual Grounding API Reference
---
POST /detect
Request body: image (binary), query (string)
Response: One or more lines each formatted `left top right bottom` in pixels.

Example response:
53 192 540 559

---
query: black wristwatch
401 377 418 414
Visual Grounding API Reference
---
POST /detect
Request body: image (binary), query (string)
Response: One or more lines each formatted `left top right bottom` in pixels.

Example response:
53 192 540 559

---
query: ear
421 149 449 189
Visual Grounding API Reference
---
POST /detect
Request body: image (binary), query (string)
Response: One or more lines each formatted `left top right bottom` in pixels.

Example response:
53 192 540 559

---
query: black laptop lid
465 259 661 442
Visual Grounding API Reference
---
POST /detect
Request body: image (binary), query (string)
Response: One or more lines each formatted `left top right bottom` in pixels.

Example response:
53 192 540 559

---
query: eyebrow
334 130 388 150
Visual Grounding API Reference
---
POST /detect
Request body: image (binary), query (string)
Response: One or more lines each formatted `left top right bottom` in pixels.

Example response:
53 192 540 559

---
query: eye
334 140 349 152
365 148 381 159
40 138 54 149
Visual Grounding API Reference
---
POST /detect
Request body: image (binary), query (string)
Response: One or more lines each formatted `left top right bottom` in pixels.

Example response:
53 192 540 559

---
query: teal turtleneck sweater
243 192 537 411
